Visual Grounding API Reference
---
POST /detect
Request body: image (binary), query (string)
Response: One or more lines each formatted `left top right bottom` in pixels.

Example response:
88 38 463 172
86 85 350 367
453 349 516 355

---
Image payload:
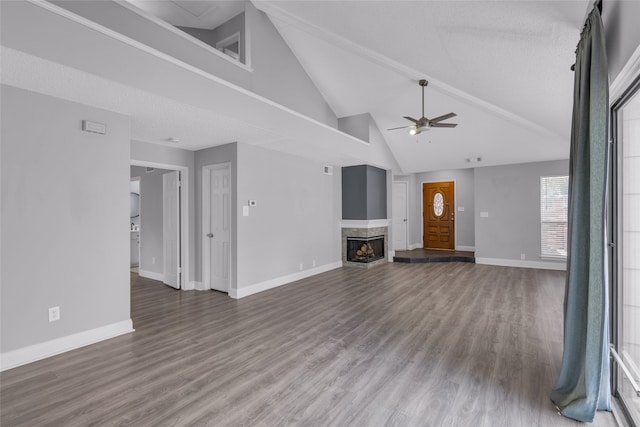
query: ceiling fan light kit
387 79 458 135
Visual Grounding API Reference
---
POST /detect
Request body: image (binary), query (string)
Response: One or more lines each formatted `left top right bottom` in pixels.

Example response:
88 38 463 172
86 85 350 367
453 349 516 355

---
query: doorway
202 163 232 293
392 181 408 250
130 161 188 290
422 181 455 250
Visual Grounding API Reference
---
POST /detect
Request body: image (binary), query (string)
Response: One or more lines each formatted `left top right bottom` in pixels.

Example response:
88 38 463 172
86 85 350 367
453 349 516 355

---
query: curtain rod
571 0 603 71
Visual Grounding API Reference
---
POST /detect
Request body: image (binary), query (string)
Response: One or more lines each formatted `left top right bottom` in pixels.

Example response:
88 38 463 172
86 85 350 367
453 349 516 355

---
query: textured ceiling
258 0 588 172
1 0 591 174
126 0 245 30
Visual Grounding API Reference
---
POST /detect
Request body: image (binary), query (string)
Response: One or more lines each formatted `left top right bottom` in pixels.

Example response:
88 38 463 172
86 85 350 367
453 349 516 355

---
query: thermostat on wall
249 200 257 207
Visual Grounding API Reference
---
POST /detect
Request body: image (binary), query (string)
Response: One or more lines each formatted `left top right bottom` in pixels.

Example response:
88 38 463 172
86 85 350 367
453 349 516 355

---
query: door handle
207 233 214 238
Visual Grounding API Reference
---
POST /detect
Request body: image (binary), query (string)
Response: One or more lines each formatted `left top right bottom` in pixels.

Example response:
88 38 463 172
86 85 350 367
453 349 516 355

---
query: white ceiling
256 0 588 172
1 0 590 174
126 0 246 30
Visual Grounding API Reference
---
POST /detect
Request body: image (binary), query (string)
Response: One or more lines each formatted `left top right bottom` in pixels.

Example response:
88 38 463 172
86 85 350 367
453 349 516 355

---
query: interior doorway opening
130 161 189 290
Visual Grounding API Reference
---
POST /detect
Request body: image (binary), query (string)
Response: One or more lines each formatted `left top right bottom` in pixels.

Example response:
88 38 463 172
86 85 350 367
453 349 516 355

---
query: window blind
540 176 569 258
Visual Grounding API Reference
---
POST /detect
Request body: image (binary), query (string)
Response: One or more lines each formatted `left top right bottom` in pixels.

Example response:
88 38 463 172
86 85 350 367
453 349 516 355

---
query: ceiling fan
387 79 458 135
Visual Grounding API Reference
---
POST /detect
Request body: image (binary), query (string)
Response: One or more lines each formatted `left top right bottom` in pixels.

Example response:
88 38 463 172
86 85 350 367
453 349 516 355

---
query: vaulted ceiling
256 0 587 172
1 0 590 174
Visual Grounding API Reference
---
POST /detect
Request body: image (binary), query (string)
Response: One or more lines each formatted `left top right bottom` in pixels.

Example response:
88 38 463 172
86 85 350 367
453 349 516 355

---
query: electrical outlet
520 253 526 260
152 257 156 265
299 263 303 271
49 306 60 322
312 259 316 267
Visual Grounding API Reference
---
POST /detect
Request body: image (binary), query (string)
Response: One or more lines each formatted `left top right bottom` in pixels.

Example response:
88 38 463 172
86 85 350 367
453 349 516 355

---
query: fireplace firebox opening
346 235 385 263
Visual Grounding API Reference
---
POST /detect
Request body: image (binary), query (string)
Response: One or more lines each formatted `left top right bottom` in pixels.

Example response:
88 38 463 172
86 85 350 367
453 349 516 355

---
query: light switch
242 206 249 216
458 206 465 212
480 211 489 218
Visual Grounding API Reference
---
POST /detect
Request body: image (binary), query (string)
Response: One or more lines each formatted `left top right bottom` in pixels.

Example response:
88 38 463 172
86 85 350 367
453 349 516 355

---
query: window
540 176 569 258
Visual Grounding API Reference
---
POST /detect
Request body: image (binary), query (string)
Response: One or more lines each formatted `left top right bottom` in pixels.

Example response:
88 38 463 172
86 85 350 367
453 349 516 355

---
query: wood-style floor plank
1 263 617 426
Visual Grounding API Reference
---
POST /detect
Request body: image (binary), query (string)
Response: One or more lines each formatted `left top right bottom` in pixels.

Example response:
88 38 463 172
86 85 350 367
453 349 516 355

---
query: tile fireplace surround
341 219 389 268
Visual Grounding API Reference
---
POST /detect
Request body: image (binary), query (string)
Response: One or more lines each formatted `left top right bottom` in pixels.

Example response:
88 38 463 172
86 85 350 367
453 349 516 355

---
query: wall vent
145 167 155 173
323 165 333 175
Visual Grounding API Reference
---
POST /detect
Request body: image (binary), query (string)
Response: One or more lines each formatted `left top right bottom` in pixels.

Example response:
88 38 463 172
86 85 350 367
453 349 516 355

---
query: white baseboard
388 250 395 260
138 269 164 282
231 261 342 299
408 243 422 250
456 245 475 252
475 257 566 271
0 319 134 372
193 281 208 291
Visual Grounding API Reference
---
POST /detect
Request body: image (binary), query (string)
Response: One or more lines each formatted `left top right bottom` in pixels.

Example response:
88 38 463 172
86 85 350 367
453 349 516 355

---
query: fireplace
347 236 385 263
341 221 389 268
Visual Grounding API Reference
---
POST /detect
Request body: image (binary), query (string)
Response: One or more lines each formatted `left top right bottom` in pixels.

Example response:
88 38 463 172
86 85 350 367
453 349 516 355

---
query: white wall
1 85 132 361
235 143 341 295
474 160 568 269
602 0 640 84
52 0 338 128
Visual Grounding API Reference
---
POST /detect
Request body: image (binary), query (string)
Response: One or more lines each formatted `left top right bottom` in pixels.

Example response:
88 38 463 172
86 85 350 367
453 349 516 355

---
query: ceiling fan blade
429 112 457 123
430 122 458 128
403 116 419 123
387 125 412 131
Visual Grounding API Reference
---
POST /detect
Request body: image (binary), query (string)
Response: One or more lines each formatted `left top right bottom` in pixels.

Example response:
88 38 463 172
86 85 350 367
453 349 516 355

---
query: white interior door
203 163 231 293
392 181 408 250
163 171 181 289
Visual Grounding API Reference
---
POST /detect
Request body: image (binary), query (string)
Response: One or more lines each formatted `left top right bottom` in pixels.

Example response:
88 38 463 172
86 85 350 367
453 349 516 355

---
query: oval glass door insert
433 192 444 217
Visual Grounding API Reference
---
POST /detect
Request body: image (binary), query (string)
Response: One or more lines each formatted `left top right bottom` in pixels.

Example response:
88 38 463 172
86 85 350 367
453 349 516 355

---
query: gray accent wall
474 160 569 264
1 85 131 352
342 165 387 220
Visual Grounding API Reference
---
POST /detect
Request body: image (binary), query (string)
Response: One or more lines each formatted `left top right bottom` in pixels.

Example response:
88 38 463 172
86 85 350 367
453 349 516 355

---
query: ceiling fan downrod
419 79 428 119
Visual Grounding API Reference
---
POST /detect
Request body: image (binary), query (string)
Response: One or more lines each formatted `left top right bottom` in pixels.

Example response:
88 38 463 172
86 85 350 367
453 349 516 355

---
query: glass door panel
618 82 640 425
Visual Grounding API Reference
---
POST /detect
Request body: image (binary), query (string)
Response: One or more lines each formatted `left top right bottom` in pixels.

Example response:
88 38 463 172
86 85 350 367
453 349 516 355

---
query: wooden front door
423 181 455 250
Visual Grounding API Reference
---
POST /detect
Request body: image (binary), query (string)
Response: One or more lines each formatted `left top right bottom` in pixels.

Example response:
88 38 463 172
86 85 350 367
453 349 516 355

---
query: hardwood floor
1 263 618 426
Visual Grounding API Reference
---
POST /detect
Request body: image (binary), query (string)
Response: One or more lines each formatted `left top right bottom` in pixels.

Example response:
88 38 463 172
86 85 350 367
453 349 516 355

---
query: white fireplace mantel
340 219 390 229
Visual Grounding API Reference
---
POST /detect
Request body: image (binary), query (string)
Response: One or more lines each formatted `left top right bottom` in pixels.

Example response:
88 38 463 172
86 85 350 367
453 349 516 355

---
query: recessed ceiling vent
323 165 333 175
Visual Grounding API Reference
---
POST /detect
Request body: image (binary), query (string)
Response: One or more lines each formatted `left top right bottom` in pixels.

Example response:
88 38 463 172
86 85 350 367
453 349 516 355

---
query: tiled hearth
341 220 389 268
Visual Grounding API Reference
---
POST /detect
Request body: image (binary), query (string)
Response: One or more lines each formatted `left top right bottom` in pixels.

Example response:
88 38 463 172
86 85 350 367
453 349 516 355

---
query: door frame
130 176 141 268
131 160 189 289
421 179 457 250
392 180 409 251
202 162 232 293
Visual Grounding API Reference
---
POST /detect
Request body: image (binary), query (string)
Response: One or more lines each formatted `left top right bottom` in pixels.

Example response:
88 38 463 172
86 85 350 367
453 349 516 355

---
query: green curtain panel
550 4 611 423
